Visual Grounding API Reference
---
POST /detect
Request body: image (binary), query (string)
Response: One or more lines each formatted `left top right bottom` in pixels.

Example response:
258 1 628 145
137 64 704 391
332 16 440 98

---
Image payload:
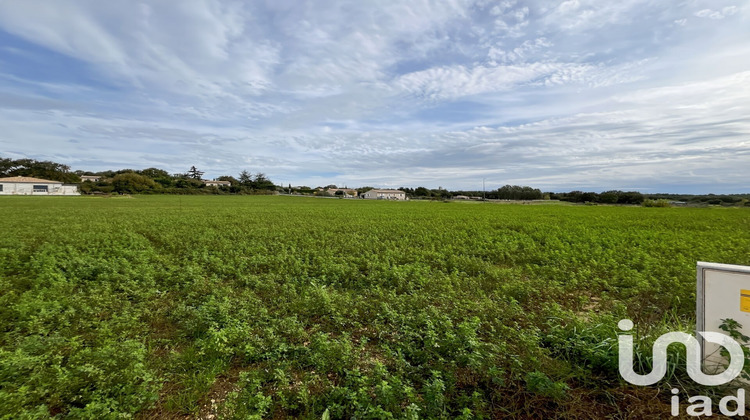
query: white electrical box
696 261 750 367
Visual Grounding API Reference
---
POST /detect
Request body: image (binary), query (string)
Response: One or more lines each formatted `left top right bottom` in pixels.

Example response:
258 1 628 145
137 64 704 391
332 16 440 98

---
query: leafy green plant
0 195 748 418
524 371 569 400
718 318 750 382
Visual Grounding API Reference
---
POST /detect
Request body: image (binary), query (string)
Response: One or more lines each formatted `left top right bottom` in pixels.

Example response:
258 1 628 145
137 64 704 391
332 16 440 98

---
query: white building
80 175 101 182
203 180 232 187
0 176 79 196
361 189 407 200
326 188 358 198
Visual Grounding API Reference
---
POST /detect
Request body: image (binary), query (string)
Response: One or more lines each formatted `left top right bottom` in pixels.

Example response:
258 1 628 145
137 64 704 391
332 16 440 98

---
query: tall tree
0 157 14 175
186 166 204 180
238 170 253 186
253 172 275 190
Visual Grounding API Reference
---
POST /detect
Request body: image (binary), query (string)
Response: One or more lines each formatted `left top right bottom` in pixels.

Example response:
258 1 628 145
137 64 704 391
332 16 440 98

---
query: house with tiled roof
326 188 358 198
203 179 232 187
0 176 79 196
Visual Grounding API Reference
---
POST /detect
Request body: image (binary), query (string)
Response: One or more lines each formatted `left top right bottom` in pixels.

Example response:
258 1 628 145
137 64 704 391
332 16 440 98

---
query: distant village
0 174 410 200
1 157 748 206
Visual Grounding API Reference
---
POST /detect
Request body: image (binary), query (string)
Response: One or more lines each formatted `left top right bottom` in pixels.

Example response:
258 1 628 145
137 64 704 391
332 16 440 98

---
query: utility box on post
696 262 750 369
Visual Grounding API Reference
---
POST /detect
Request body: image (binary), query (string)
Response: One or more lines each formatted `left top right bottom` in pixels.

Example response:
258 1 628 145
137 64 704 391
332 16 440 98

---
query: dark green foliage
217 175 239 185
493 185 543 200
79 167 277 195
174 177 204 189
0 157 80 183
112 172 158 193
140 167 174 187
525 371 569 400
551 190 646 204
642 199 671 207
252 173 275 190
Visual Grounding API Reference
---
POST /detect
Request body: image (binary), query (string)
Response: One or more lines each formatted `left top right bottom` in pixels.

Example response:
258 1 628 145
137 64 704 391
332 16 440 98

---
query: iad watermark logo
617 319 747 417
617 319 744 386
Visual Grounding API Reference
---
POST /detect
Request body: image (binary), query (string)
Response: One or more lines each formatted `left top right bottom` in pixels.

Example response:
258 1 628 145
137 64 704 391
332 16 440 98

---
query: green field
1 196 749 418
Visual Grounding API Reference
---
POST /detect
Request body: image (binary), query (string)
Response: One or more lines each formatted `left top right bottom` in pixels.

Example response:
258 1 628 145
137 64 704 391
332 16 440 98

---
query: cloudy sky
0 0 748 192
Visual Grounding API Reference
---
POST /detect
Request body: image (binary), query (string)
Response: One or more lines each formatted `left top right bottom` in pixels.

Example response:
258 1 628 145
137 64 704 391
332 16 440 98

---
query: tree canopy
0 157 80 183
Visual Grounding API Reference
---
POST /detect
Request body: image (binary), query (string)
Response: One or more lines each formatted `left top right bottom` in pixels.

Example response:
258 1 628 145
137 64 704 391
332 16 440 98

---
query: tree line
81 167 276 195
0 157 276 195
398 185 544 200
398 185 748 206
0 157 80 183
2 156 747 204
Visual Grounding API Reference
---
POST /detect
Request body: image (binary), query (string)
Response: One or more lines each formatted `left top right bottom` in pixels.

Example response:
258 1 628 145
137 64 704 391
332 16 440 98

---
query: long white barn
0 176 79 196
361 189 407 200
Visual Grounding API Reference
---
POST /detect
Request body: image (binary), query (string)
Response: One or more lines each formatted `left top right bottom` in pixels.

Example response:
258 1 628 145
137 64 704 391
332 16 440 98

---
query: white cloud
695 9 724 20
488 37 553 64
544 0 650 31
394 57 651 100
695 6 739 20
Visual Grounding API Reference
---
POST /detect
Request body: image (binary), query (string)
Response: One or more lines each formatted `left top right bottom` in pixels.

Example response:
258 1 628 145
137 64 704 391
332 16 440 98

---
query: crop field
1 195 749 419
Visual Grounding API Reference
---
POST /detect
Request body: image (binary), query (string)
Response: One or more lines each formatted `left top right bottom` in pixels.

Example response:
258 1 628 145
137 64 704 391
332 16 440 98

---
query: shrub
642 199 671 207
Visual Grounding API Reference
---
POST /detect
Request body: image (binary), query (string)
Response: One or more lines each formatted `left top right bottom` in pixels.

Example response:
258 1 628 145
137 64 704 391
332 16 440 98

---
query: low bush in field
642 198 671 207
